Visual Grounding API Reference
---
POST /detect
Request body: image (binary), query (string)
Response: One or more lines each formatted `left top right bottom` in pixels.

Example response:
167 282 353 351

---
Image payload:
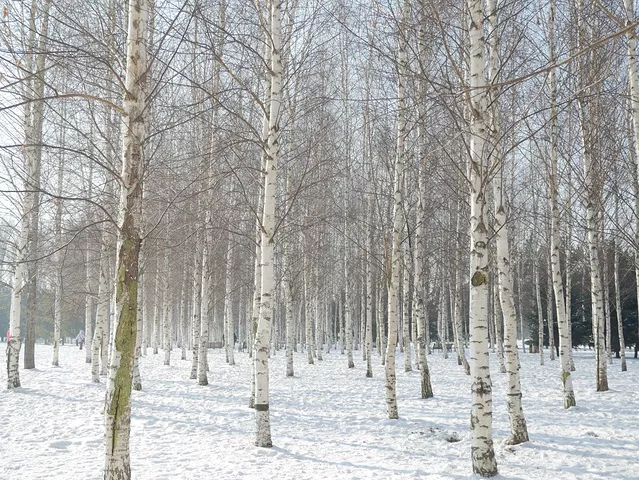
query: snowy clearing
2 344 638 479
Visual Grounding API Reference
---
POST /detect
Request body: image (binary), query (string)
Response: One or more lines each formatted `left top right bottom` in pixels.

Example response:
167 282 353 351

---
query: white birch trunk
103 0 147 475
583 179 608 392
190 236 202 380
224 239 235 366
467 0 497 473
624 0 639 365
565 175 575 371
52 153 64 367
577 0 608 393
6 212 28 388
283 154 294 377
403 241 412 372
365 266 373 378
152 258 161 355
7 0 51 386
132 246 144 391
490 131 530 442
546 255 555 361
22 0 51 371
547 0 575 407
180 265 189 361
613 237 627 371
602 243 612 365
534 260 545 366
92 226 112 382
339 289 345 356
315 282 323 361
365 203 374 378
284 250 295 376
378 282 386 364
453 203 470 375
254 0 282 448
249 227 262 405
162 249 171 366
304 251 314 365
385 0 410 420
344 249 354 368
361 285 367 361
198 239 211 386
141 253 150 356
86 257 95 363
85 160 95 363
414 174 433 397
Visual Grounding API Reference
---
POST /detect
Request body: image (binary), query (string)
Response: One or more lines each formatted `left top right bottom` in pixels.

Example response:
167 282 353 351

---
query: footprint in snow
50 440 72 449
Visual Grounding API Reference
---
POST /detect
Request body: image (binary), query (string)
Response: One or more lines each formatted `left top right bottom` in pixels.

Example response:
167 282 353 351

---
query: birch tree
547 0 576 408
85 162 95 364
190 234 202 380
624 0 639 369
52 143 65 367
103 0 148 476
23 0 51 371
5 0 51 387
385 0 410 420
162 248 171 366
92 223 112 382
253 0 282 448
576 0 608 392
487 3 529 438
467 0 498 473
414 159 433 398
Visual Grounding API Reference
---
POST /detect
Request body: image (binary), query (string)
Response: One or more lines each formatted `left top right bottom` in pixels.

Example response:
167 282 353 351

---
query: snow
2 343 638 479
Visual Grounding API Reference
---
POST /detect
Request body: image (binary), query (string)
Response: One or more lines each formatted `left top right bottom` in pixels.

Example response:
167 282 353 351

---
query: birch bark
52 150 65 367
534 259 545 366
453 201 470 375
613 236 627 371
180 264 189 361
344 247 354 368
467 0 497 472
254 0 282 448
385 0 410 420
624 0 639 364
403 240 412 372
92 226 112 382
365 236 374 378
547 255 556 361
162 248 171 366
284 168 295 377
224 238 235 366
198 238 212 385
315 278 323 361
190 235 202 380
7 0 51 381
23 0 51 371
304 243 314 365
132 245 144 391
103 0 147 475
603 245 612 365
547 0 576 407
85 161 95 363
576 0 608 392
414 172 433 397
490 127 530 443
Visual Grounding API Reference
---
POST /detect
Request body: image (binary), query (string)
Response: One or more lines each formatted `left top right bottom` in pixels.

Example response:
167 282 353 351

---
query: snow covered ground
2 343 638 479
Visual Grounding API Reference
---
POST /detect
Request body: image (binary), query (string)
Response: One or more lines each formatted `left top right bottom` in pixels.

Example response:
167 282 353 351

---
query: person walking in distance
76 330 85 350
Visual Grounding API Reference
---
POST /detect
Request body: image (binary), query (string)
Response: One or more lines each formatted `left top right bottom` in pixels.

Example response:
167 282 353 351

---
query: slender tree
253 0 282 448
103 0 148 475
467 0 498 473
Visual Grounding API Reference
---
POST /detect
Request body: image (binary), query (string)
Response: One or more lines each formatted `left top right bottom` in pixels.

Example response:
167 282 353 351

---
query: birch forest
1 0 639 478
